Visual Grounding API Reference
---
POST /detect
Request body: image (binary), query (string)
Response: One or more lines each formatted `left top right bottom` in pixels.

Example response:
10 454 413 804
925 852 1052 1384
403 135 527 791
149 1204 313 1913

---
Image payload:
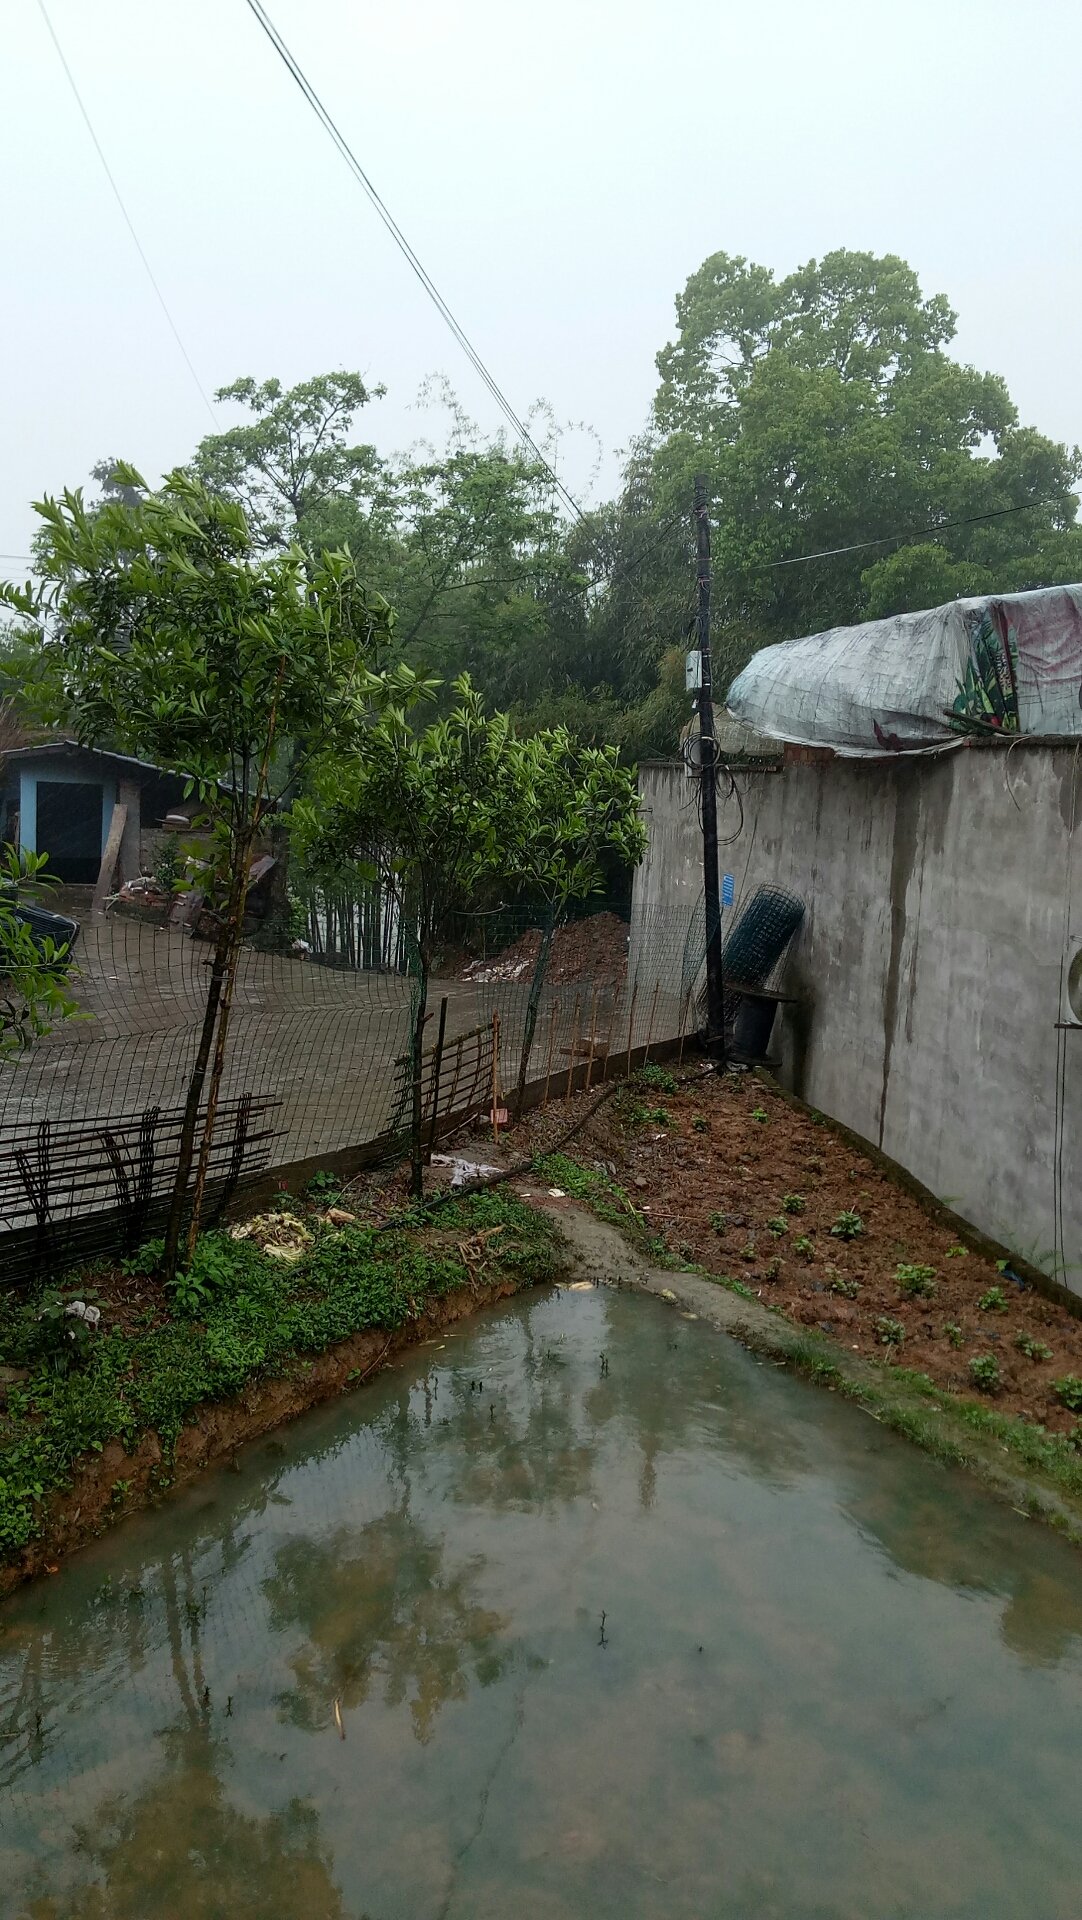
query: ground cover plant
0 1188 559 1561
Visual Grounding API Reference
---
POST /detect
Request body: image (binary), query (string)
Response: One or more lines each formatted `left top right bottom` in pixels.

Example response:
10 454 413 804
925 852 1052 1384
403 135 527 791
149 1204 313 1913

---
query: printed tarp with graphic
726 584 1082 756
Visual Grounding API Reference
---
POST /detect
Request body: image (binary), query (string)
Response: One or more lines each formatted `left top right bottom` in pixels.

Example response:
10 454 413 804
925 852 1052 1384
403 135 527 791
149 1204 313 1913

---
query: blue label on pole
722 873 734 907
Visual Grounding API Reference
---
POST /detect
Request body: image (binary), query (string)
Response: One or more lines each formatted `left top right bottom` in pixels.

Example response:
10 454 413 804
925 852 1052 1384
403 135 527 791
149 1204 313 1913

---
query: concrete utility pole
694 475 726 1060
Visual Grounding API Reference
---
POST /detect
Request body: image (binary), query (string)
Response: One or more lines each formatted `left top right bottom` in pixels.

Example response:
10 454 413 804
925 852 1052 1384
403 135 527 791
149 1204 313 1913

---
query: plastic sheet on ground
726 583 1082 755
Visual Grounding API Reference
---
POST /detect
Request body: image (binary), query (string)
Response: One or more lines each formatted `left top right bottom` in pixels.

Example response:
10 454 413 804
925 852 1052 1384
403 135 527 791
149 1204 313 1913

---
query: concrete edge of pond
537 1193 1082 1547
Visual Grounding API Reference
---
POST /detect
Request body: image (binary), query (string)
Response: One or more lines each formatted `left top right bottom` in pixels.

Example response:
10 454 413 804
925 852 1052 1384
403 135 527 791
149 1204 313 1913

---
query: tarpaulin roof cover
726 584 1082 756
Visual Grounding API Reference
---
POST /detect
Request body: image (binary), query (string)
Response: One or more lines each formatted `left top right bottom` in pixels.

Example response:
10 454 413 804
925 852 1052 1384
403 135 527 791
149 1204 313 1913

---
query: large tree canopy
52 251 1080 766
647 248 1082 666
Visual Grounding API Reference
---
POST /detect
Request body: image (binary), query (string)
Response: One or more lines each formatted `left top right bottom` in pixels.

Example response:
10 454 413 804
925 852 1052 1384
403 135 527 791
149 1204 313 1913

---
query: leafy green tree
592 247 1082 746
2 470 396 1276
293 674 512 1195
502 728 644 1112
0 844 78 1057
189 374 594 721
190 371 393 557
294 674 644 1188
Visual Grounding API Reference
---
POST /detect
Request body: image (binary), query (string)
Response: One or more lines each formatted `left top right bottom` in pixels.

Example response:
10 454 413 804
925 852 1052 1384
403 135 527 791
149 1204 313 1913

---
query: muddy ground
469 1064 1082 1437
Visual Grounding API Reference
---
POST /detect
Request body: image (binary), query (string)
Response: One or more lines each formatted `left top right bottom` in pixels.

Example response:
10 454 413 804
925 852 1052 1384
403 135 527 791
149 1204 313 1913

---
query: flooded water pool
5 1281 1082 1918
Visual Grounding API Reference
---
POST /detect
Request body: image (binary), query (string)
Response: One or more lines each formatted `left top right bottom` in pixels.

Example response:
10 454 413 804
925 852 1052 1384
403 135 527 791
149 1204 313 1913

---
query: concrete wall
633 744 1082 1284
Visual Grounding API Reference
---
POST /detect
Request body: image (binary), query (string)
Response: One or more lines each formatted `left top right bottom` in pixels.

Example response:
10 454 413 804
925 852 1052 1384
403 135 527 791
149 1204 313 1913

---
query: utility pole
694 475 726 1061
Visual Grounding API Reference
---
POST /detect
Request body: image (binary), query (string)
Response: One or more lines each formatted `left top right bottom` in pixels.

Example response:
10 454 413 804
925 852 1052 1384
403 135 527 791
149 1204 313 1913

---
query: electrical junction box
685 651 703 692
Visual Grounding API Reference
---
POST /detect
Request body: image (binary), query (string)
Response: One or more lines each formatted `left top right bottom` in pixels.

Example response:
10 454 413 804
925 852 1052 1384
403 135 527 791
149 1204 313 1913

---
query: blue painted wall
19 763 115 858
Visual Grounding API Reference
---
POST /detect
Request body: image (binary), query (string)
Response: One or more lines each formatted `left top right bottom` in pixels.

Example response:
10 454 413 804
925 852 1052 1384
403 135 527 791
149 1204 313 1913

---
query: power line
36 0 215 423
241 0 586 524
761 493 1074 571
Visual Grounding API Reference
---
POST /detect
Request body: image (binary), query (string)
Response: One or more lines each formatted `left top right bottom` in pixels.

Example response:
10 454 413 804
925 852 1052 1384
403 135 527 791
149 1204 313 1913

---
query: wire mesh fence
0 896 715 1281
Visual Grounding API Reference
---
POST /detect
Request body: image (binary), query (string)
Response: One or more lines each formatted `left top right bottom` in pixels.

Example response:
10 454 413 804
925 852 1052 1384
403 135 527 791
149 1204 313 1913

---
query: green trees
191 373 590 714
644 248 1082 676
501 729 644 1112
2 469 395 1274
0 845 78 1058
190 372 391 555
294 674 643 1191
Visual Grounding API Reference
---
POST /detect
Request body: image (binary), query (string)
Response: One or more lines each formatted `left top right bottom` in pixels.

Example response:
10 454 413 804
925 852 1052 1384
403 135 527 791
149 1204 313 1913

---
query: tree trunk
513 919 556 1122
410 964 429 1200
183 847 256 1261
161 853 250 1282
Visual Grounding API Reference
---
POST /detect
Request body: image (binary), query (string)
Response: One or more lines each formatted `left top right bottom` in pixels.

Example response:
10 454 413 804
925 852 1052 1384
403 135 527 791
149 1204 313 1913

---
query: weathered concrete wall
633 745 1082 1283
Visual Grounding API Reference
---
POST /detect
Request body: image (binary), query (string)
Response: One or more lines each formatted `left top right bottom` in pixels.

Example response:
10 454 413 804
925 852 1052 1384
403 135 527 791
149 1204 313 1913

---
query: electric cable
36 0 215 423
758 493 1075 572
242 0 585 524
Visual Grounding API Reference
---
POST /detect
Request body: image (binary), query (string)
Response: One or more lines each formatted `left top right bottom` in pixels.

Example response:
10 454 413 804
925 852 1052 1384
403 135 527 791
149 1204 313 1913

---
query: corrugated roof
2 740 176 777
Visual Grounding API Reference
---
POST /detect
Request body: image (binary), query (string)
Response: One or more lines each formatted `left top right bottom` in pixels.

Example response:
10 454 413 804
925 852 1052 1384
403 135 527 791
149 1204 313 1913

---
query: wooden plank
91 801 127 917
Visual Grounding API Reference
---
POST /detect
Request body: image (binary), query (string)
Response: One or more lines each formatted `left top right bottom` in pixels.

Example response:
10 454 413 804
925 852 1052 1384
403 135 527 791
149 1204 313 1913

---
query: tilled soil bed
515 1065 1082 1436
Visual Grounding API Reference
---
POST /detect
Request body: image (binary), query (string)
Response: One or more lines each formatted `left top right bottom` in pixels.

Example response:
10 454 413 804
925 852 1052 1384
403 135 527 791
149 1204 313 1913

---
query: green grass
0 1192 560 1561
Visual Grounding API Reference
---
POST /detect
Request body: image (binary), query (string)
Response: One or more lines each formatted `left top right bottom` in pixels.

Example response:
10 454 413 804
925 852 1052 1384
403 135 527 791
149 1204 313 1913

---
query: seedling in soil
763 1259 782 1282
751 1106 769 1123
805 1154 825 1174
766 1216 788 1236
1014 1332 1053 1362
645 1107 671 1127
978 1286 1009 1313
944 1322 965 1349
1054 1376 1082 1413
830 1211 864 1241
896 1263 937 1298
304 1169 342 1199
635 1064 678 1094
969 1354 1002 1394
793 1235 814 1259
781 1194 806 1214
741 1243 757 1262
691 1116 708 1133
876 1316 905 1346
710 1212 727 1234
946 1245 968 1259
830 1276 861 1298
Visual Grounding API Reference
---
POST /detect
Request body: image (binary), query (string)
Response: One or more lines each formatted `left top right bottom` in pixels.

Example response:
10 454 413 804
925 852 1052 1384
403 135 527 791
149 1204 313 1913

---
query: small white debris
64 1301 101 1326
431 1154 500 1189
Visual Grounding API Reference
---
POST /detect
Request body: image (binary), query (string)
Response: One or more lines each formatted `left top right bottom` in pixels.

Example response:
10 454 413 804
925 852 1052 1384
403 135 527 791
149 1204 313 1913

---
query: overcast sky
2 0 1080 566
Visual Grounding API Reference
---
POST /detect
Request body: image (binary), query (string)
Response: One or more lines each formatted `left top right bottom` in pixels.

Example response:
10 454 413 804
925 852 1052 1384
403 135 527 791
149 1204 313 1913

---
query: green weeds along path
0 1193 560 1568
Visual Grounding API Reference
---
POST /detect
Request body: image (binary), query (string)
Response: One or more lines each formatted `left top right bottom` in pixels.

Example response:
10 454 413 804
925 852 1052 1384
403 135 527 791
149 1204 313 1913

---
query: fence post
542 1000 558 1110
425 996 449 1165
625 980 638 1077
491 1011 502 1143
566 994 582 1102
585 982 600 1090
643 980 660 1065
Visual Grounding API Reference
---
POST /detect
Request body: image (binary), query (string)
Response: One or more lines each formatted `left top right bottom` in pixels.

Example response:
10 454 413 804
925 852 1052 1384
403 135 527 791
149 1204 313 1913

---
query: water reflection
263 1510 508 1742
3 1286 1082 1920
23 1725 348 1920
839 1445 1082 1666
